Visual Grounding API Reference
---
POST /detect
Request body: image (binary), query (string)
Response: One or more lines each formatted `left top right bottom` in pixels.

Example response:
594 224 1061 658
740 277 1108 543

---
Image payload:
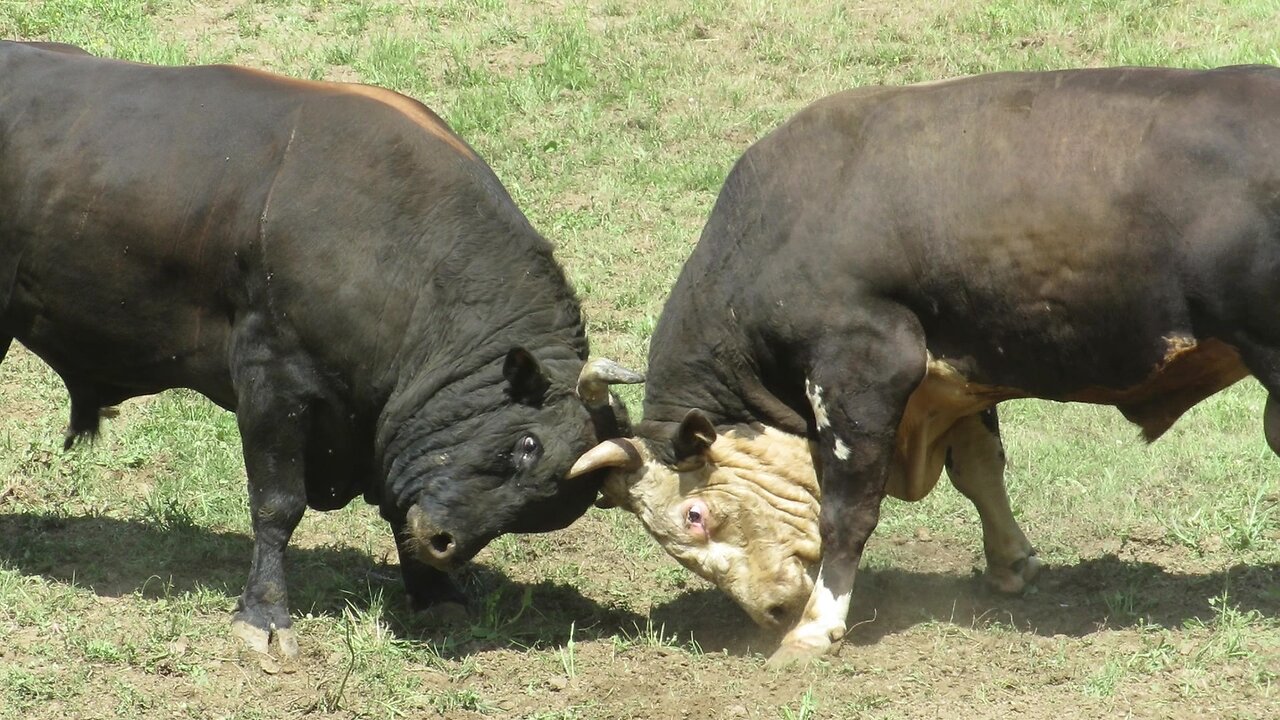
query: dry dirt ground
3 339 1276 718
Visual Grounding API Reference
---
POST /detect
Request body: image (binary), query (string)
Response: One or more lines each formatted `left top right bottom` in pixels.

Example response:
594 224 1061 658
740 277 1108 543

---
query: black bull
0 42 639 656
573 65 1280 664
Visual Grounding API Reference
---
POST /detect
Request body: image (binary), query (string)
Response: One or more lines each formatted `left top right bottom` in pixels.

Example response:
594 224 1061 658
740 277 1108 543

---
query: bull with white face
575 66 1280 665
589 420 822 627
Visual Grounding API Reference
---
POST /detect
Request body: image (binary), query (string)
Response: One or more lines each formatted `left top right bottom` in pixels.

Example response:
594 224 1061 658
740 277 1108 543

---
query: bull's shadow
646 555 1280 655
5 511 1277 659
0 512 646 658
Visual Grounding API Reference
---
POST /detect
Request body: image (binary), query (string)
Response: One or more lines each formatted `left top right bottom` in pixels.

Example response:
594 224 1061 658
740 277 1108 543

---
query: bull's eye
684 503 710 541
515 434 541 467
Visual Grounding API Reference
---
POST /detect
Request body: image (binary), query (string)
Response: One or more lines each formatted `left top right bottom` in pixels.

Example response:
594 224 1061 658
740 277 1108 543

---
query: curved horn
568 438 642 479
576 358 644 408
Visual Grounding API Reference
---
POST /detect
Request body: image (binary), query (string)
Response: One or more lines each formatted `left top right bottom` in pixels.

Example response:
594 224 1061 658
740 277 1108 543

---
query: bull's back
720 67 1280 397
0 43 494 406
0 44 312 399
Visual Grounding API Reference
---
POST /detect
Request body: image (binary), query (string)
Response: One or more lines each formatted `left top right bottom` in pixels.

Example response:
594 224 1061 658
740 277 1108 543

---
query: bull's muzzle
405 505 458 568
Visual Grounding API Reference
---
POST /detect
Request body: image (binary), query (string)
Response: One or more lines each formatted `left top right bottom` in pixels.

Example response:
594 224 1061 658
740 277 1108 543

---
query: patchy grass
3 0 1280 718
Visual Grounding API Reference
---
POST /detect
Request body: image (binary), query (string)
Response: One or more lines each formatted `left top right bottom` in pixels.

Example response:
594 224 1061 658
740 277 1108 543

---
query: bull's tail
0 337 104 449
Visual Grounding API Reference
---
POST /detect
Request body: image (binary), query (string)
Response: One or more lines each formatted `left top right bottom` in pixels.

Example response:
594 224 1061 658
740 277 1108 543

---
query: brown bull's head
571 409 822 628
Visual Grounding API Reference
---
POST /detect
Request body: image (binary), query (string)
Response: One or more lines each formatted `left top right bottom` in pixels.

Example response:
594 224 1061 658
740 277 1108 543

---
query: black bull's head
393 351 643 570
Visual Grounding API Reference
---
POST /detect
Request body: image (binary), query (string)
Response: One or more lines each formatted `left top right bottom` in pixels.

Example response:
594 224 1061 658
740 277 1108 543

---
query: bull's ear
673 409 716 470
504 347 550 404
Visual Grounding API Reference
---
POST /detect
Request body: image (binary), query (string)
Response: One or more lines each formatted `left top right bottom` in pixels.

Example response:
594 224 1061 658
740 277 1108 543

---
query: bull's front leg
230 398 309 659
768 311 926 667
228 328 312 659
390 518 468 613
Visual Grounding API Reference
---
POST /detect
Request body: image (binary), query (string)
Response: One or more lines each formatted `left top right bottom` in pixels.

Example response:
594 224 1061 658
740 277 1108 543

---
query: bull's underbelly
885 336 1247 502
5 294 236 408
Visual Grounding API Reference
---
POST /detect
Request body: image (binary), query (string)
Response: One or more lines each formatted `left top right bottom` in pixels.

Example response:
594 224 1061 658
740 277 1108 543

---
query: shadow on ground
645 550 1280 655
840 553 1280 647
0 511 649 658
3 512 1277 659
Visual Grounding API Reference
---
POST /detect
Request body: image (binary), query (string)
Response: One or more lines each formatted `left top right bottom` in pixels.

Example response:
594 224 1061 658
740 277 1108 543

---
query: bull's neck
367 219 589 467
642 343 809 436
374 315 586 457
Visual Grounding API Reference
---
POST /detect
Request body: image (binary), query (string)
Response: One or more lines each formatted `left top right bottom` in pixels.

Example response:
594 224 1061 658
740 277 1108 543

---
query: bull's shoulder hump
333 83 478 160
223 66 477 160
802 69 1023 110
782 75 985 130
0 40 92 57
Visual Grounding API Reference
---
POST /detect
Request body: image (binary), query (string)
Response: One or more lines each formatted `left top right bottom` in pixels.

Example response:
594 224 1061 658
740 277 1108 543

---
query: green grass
779 687 819 720
3 0 1280 718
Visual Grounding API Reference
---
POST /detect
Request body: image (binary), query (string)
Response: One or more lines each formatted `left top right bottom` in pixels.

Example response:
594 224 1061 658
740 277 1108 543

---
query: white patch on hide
789 563 853 645
833 438 851 461
805 379 830 430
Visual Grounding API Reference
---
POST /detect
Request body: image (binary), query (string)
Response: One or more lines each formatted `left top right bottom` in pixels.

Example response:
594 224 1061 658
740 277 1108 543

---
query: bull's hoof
406 579 468 611
765 638 833 669
402 564 469 611
986 552 1043 595
417 599 470 627
765 624 839 669
231 618 300 660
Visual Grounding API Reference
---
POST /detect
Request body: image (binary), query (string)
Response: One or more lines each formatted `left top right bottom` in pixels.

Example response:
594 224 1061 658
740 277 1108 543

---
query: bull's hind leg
944 409 1041 594
1262 392 1280 457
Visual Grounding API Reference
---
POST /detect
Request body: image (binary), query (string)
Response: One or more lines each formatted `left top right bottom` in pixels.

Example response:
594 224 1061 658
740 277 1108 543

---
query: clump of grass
559 621 577 679
429 688 494 714
780 687 819 720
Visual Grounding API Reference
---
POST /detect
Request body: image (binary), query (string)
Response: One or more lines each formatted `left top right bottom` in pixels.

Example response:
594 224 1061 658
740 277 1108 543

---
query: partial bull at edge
0 42 641 658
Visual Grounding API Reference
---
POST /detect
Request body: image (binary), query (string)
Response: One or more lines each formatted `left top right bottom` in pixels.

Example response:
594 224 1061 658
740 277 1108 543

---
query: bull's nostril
767 604 789 624
428 532 456 559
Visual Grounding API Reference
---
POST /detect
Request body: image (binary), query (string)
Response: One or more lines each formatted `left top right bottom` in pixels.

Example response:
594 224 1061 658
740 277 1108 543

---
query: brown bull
574 65 1280 664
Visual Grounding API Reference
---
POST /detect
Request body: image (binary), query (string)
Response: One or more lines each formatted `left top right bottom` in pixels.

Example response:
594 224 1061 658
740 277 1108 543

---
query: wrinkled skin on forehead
600 424 822 628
